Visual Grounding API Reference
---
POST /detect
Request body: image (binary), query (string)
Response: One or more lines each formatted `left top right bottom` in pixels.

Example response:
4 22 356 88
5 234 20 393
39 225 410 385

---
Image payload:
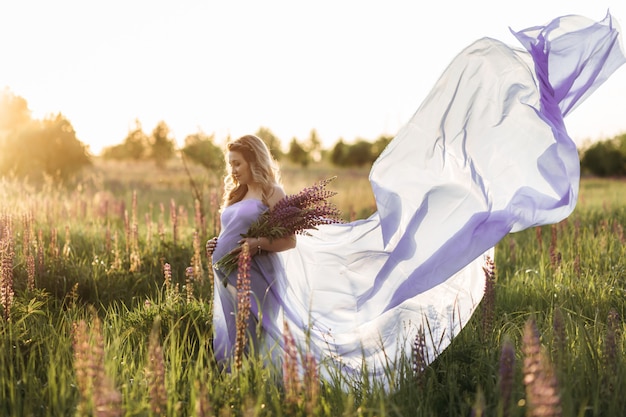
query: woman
206 134 295 363
209 13 625 382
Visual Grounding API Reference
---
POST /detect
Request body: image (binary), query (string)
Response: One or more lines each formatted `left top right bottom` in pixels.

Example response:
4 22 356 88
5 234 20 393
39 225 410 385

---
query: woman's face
228 150 253 185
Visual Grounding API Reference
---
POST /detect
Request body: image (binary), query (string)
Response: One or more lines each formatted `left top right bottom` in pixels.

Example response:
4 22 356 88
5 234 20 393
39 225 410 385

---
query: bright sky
1 1 625 155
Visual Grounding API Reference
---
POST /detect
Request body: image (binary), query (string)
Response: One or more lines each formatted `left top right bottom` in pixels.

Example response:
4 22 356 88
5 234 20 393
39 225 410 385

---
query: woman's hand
232 237 262 257
206 237 218 257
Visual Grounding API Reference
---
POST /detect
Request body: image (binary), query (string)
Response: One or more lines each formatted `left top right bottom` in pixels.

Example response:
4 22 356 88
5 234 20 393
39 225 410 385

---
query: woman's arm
240 184 296 255
239 235 296 256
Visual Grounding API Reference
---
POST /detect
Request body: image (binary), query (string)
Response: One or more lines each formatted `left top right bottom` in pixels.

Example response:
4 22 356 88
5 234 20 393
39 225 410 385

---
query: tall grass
0 160 624 416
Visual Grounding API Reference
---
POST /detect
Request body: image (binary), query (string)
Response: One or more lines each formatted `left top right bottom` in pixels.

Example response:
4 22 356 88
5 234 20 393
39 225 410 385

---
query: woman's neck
245 182 264 200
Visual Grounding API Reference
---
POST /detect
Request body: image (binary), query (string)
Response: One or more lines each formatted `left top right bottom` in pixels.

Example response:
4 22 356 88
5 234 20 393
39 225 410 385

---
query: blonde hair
222 134 282 208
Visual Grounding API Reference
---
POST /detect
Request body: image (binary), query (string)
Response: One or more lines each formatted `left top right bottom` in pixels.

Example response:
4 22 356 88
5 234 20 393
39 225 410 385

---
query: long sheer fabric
212 13 625 381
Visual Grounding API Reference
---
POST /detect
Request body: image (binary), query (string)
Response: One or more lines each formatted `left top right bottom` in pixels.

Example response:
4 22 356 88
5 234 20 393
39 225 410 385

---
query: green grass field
0 159 624 416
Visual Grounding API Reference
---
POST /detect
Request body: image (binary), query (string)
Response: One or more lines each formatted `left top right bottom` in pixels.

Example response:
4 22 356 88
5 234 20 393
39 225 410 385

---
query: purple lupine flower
523 317 562 417
282 320 300 413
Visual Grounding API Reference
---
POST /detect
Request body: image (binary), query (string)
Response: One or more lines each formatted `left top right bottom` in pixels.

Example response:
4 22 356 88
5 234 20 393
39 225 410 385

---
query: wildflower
124 210 130 255
62 224 71 258
552 307 566 367
522 317 562 417
145 212 153 248
471 388 486 417
158 203 165 242
1 222 15 321
412 324 428 388
22 212 32 259
72 317 123 417
146 321 167 416
50 227 59 258
131 190 137 227
185 266 194 302
604 308 620 365
191 231 204 283
66 282 80 308
26 254 35 291
549 225 561 267
282 321 300 412
129 223 141 272
304 351 319 415
163 263 172 295
194 198 205 241
209 188 221 236
234 242 251 371
37 229 44 277
110 231 122 271
602 308 621 398
498 337 515 417
206 254 215 291
72 320 92 408
170 199 177 245
215 177 342 278
194 380 212 417
481 256 496 341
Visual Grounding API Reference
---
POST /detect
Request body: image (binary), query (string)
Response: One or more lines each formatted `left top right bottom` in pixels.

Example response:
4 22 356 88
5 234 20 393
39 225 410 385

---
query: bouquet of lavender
213 177 343 277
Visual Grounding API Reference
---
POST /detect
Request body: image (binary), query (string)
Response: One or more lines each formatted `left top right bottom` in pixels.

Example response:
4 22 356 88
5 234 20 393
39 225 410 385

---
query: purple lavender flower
214 177 343 277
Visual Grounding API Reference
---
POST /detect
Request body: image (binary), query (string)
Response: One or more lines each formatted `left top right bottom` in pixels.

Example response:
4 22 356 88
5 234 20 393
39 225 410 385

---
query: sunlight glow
1 1 625 155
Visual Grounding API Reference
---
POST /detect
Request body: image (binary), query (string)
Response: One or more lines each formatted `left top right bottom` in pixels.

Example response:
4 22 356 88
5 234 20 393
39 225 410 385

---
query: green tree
100 143 125 159
101 119 149 160
346 140 374 167
330 136 391 167
0 88 31 137
0 113 91 182
371 135 393 160
149 121 176 168
287 138 310 167
330 139 348 166
581 138 625 177
255 127 283 160
122 119 149 160
616 133 626 159
181 131 225 175
305 128 322 163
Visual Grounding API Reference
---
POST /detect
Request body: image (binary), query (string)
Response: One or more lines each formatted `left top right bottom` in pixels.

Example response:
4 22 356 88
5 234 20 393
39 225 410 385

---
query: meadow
0 158 624 416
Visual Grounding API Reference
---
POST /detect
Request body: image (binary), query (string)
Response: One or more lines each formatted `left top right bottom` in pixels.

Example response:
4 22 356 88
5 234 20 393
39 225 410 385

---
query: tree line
580 133 626 177
1 88 624 183
100 122 393 172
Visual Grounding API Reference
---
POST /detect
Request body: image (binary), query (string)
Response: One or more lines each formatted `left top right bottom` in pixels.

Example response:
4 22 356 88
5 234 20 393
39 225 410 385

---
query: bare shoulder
266 184 287 209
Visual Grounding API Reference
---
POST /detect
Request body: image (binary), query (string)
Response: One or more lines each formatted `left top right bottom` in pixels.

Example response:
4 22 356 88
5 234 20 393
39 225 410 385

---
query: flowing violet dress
212 198 287 363
212 12 625 380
